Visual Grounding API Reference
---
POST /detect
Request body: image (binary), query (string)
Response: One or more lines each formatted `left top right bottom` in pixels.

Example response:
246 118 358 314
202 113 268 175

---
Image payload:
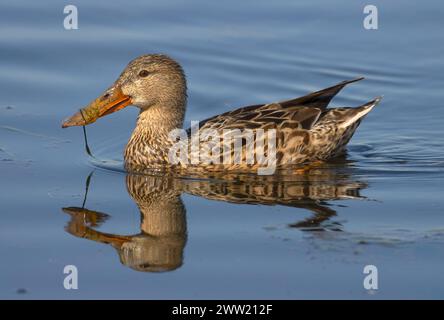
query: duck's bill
62 87 131 128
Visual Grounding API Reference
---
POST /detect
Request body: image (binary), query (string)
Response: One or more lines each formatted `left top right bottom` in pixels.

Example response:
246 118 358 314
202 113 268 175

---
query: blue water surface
0 0 443 299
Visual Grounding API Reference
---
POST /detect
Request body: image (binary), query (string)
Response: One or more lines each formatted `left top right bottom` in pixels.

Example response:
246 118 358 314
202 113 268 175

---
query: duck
62 54 381 173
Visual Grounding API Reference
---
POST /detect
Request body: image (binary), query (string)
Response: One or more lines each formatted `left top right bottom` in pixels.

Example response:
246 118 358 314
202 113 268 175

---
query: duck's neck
124 102 186 169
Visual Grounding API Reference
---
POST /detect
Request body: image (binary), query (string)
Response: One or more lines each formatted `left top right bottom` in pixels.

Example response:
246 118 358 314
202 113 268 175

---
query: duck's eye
139 70 150 77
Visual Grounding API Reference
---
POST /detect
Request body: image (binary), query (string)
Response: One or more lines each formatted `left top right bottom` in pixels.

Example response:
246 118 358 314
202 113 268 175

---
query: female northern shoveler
62 54 381 172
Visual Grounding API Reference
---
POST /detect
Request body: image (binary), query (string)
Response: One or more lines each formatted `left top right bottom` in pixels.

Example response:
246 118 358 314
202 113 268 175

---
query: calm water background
1 0 443 299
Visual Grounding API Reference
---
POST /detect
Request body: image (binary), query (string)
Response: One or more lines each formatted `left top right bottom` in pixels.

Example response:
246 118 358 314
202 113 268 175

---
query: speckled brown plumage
182 79 381 172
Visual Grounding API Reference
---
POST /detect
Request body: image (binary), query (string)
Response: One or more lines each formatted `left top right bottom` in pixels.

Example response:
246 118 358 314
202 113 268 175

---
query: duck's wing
194 102 322 132
190 77 364 133
278 77 364 109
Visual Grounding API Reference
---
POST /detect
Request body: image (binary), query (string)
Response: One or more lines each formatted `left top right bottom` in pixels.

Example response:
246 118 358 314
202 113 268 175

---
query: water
1 0 444 299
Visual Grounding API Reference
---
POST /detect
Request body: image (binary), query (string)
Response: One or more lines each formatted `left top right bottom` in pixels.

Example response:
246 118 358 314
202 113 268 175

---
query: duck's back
184 77 380 170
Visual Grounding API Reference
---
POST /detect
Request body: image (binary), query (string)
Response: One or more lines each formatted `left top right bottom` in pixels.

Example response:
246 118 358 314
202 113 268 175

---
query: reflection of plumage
62 164 367 272
182 171 365 205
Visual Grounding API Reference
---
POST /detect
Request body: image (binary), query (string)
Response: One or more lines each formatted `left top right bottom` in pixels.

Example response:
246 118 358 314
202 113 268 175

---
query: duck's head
62 54 187 128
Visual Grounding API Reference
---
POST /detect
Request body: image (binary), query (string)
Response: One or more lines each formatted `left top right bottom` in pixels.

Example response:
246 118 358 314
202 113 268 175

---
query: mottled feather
180 77 379 170
189 77 365 135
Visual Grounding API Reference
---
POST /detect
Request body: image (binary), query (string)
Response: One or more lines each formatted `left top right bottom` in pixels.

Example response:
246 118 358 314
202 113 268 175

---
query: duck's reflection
62 162 368 272
63 175 187 272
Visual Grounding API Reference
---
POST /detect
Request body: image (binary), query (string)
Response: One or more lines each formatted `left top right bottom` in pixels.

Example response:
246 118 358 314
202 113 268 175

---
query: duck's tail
338 96 382 129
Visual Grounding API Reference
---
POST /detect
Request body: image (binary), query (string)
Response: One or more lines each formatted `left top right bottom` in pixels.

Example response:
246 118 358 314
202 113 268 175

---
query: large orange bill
62 87 131 128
